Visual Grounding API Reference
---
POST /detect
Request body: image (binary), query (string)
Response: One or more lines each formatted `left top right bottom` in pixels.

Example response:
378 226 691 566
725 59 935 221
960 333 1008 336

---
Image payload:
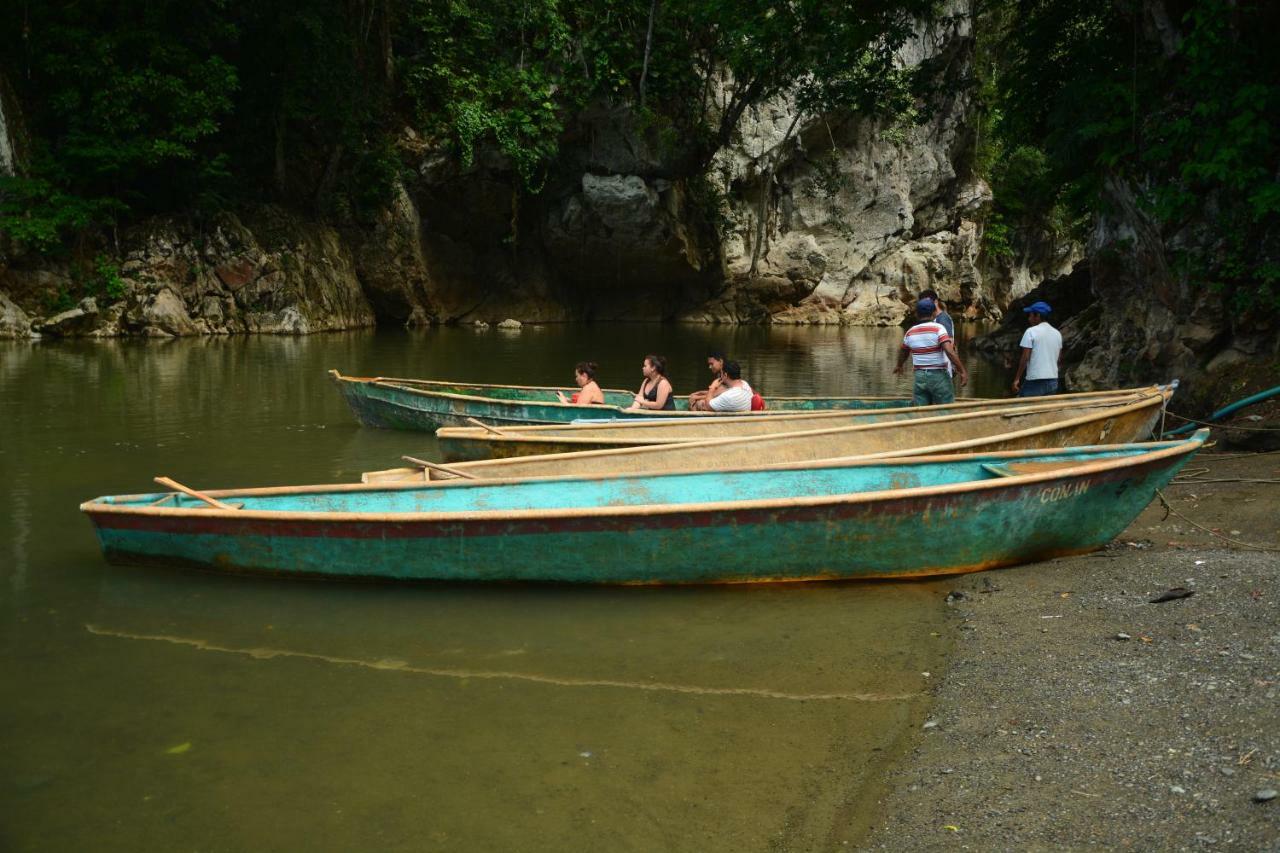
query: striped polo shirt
902 322 951 369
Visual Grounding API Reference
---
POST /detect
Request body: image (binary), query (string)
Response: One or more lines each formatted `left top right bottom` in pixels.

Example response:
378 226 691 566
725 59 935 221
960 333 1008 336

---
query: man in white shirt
1012 300 1063 397
708 360 753 412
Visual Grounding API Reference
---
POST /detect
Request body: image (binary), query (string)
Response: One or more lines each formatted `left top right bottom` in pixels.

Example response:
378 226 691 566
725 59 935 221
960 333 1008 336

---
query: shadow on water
0 326 990 850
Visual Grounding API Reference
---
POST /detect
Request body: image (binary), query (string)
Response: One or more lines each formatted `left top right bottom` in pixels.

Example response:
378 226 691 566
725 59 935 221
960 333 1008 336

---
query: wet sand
863 451 1280 850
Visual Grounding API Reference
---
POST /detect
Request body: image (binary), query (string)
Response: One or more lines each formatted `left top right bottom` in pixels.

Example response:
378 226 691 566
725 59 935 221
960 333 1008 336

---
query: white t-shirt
710 382 753 412
1019 323 1063 380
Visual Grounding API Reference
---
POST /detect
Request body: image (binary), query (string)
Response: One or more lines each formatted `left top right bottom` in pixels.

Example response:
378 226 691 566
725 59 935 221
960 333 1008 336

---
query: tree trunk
381 0 394 84
273 110 287 198
639 0 658 107
315 144 344 213
748 111 804 276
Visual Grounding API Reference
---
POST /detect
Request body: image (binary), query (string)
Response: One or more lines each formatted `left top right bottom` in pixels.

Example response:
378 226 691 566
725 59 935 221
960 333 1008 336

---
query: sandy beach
862 449 1280 850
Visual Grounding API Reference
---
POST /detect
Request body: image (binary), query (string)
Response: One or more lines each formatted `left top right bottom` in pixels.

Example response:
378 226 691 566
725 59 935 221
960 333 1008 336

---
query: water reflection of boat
366 388 1172 482
434 387 1167 461
80 432 1206 584
329 370 928 430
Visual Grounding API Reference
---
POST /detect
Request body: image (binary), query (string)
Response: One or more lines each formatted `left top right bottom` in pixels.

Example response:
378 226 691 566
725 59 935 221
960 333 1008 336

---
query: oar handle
402 456 478 480
154 476 239 510
465 417 508 436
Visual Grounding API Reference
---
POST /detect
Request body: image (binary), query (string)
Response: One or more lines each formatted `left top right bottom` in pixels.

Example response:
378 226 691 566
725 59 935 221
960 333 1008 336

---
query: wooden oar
154 476 239 510
465 417 510 436
402 456 478 480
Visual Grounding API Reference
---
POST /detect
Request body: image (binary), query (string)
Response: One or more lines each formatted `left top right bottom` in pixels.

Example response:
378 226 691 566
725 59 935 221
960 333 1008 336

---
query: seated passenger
688 351 726 410
707 360 753 412
557 361 605 405
631 354 675 410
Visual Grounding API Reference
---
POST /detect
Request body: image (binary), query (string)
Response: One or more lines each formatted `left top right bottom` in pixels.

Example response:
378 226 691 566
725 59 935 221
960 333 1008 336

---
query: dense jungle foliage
1 0 1277 309
976 0 1280 310
0 0 930 244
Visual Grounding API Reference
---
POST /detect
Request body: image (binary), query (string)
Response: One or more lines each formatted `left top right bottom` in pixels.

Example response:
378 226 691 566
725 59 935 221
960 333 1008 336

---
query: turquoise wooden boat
80 430 1206 584
329 370 931 430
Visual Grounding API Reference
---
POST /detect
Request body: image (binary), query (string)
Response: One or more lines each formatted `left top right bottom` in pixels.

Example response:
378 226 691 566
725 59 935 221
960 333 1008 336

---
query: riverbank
862 449 1280 850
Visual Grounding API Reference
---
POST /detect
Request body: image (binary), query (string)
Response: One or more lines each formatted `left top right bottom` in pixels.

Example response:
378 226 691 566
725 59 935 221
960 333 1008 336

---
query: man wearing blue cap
1012 300 1063 397
895 298 968 405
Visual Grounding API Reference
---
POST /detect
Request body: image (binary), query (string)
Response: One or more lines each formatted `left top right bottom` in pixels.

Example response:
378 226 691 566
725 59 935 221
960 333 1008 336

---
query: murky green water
1 326 1004 851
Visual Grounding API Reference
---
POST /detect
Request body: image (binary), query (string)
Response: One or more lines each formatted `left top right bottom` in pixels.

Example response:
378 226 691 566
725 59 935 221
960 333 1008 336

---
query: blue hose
1164 384 1280 436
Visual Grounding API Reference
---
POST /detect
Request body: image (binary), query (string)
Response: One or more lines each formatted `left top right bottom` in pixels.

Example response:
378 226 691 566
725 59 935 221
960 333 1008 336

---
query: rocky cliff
972 176 1279 410
0 0 1061 339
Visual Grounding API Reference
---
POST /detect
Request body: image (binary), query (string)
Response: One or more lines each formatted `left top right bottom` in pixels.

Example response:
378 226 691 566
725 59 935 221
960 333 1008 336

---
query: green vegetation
975 0 1280 311
1 0 930 251
3 0 1276 317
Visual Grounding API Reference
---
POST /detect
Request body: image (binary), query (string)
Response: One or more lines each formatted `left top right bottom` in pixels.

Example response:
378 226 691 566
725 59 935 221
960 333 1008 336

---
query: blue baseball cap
916 298 936 317
1023 301 1052 315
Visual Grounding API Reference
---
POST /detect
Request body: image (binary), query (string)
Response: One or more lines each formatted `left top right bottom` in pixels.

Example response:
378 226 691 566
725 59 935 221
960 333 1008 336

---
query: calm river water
1 324 1008 851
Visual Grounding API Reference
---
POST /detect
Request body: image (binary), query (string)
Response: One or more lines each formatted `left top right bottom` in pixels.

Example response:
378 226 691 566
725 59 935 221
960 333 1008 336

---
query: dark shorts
913 369 954 406
1019 378 1059 397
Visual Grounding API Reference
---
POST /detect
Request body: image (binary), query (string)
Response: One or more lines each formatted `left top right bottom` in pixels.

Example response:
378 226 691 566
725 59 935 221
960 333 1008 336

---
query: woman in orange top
557 361 606 405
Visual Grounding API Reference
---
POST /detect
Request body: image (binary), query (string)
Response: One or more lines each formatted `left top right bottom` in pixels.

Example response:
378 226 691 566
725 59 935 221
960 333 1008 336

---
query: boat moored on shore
366 387 1172 483
80 431 1207 584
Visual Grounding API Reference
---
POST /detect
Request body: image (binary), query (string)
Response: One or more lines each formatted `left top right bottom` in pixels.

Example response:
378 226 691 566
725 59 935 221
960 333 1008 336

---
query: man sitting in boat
704 360 753 412
688 351 727 410
631 355 676 410
556 361 606 405
893 298 968 405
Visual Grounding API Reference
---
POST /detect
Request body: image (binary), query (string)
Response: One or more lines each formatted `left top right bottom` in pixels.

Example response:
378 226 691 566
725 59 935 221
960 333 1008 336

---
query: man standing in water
919 288 954 338
920 288 956 382
894 298 968 405
1011 301 1063 397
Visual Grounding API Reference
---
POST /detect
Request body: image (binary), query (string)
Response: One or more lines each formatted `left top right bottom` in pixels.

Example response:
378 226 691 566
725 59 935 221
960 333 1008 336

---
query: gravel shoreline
862 452 1280 850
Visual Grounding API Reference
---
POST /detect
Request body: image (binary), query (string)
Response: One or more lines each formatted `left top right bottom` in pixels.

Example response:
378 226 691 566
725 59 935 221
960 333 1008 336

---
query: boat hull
370 391 1170 483
436 389 1161 462
83 438 1202 584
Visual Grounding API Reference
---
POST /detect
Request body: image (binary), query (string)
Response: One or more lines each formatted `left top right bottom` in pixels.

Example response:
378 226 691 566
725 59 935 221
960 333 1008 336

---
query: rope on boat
1162 411 1280 432
1172 467 1280 485
1162 384 1280 436
1193 448 1280 460
1154 489 1280 553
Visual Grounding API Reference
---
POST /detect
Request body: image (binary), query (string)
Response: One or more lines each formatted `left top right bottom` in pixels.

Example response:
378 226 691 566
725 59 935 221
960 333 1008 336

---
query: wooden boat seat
146 494 243 509
985 460 1082 477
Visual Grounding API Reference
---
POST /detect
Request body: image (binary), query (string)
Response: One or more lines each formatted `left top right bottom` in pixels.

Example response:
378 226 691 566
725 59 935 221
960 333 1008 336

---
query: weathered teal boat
80 431 1206 584
329 370 931 430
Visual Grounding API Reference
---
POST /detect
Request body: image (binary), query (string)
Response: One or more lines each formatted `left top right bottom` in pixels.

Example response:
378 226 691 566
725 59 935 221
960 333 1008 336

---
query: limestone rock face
540 173 715 319
37 297 103 337
349 181 437 325
122 286 198 337
975 175 1278 399
3 207 379 337
0 290 33 337
686 2 1007 325
2 1 1092 335
1060 177 1252 394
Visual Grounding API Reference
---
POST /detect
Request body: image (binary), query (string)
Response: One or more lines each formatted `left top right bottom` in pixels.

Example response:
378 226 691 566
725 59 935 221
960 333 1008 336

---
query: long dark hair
575 361 599 381
644 354 667 377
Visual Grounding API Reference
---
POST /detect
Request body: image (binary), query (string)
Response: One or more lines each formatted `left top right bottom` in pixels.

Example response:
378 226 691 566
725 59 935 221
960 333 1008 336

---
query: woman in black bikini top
633 354 675 410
